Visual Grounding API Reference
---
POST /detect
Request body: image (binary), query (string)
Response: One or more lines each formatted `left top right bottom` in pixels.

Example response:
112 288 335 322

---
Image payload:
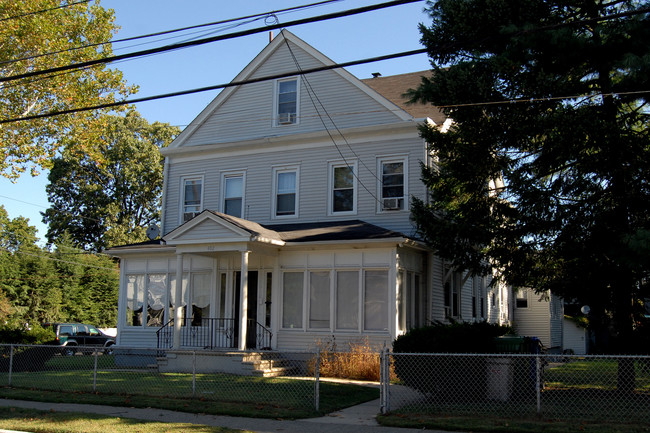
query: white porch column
173 253 183 349
238 250 250 350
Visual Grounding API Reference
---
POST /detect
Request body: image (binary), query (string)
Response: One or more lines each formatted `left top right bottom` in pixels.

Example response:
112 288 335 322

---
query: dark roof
361 71 447 125
267 220 407 243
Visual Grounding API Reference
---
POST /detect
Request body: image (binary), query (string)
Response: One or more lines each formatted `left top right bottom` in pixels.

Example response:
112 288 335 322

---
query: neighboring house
107 30 512 352
512 288 563 351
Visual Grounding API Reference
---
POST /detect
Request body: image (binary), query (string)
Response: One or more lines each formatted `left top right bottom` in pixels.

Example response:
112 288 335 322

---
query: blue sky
0 0 432 245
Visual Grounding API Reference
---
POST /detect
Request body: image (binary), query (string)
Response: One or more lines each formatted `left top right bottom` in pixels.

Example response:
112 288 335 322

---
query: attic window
276 78 298 126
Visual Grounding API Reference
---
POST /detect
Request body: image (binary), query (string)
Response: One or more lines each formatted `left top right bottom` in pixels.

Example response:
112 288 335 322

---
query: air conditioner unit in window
382 198 403 210
278 113 296 125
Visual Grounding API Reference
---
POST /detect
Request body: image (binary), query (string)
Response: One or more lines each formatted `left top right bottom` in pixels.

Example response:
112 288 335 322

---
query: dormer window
276 78 298 126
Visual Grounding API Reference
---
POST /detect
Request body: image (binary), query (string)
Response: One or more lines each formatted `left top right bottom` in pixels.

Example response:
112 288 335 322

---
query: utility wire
0 0 91 22
0 48 428 124
0 0 422 84
0 0 341 67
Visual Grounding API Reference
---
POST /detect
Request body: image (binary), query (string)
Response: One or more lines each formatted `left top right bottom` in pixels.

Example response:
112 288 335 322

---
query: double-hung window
329 161 357 215
378 157 406 211
222 173 244 218
181 177 203 223
273 167 298 217
276 78 298 126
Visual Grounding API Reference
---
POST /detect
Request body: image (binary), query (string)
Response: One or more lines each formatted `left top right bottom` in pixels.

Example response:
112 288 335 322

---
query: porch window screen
309 271 330 329
364 270 388 331
191 273 211 326
126 274 145 326
336 270 358 330
147 274 166 327
282 272 303 329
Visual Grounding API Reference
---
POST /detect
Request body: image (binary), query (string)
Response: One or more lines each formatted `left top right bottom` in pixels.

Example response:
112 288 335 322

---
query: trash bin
486 357 512 401
494 335 525 353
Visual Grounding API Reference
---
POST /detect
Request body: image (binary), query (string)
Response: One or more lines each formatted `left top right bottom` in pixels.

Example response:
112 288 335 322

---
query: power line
0 48 428 124
0 0 341 67
0 0 91 22
0 0 422 84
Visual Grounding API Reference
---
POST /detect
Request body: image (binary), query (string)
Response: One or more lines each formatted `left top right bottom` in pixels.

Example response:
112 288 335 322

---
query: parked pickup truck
45 323 115 356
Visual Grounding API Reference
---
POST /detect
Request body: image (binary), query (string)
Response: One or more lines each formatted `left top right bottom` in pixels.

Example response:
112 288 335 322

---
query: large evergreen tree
411 0 650 356
43 111 180 252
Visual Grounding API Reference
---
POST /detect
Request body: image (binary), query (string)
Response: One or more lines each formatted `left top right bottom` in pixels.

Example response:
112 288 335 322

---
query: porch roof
107 211 421 252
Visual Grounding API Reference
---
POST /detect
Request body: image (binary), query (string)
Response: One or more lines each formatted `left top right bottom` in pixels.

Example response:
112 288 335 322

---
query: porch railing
156 318 272 350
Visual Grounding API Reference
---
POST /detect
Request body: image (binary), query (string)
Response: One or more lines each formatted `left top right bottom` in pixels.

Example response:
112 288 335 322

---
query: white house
107 30 512 353
512 288 563 351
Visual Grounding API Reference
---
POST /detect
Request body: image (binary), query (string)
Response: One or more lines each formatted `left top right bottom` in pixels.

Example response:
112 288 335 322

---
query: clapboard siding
276 331 392 352
513 290 551 347
163 136 426 235
181 41 402 148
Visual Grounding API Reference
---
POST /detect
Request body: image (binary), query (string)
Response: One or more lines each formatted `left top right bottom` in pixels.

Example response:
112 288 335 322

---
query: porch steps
240 353 296 377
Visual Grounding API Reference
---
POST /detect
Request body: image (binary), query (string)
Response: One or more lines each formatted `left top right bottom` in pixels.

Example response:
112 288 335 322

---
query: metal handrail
156 318 272 350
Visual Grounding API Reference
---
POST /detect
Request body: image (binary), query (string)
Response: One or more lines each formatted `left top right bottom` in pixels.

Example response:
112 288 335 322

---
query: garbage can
486 357 513 401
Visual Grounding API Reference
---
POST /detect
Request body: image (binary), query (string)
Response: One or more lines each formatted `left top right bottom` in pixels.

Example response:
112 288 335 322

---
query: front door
233 271 258 349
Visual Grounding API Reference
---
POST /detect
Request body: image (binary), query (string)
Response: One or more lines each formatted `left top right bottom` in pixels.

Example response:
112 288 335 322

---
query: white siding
180 41 402 148
163 136 425 235
513 290 551 347
563 318 587 355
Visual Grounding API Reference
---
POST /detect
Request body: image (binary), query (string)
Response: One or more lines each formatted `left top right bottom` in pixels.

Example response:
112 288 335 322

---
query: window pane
336 271 358 330
382 162 404 199
282 272 303 328
277 193 295 215
191 273 211 326
334 166 353 188
364 270 388 331
309 271 330 329
147 274 166 327
184 179 202 213
126 274 145 326
225 177 242 198
224 198 242 217
277 172 296 193
333 189 353 212
279 80 297 94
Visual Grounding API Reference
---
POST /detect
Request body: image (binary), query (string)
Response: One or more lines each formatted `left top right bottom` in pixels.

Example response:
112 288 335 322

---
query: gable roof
165 30 445 151
361 71 446 125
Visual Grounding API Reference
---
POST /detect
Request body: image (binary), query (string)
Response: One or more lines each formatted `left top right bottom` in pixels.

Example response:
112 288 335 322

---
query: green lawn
0 353 379 419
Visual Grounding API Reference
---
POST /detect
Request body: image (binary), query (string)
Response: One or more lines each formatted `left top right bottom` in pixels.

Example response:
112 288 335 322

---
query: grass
0 406 247 433
376 358 650 433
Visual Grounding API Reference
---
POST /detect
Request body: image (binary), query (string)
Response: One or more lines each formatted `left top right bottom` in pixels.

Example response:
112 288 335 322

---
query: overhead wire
0 0 91 22
0 0 341 67
282 35 385 208
0 0 423 84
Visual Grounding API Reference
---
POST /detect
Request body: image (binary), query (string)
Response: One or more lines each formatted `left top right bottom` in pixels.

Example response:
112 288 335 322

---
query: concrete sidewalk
0 398 456 433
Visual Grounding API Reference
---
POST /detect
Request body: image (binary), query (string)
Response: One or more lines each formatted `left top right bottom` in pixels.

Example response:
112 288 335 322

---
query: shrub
392 321 516 401
0 322 55 345
310 337 394 382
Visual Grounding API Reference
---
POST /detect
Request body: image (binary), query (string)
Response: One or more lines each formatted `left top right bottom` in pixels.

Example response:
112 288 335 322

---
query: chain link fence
0 344 320 411
382 352 650 423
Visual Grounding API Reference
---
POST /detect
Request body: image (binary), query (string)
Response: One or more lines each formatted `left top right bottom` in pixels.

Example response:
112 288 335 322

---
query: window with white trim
273 167 298 217
309 271 330 329
378 158 406 211
515 288 528 308
364 270 388 331
282 272 303 329
222 173 244 218
126 273 176 328
329 161 357 215
336 270 359 330
181 177 203 223
276 78 298 126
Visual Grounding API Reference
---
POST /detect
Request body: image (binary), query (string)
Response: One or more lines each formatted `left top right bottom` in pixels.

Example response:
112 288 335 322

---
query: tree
0 0 137 179
43 111 180 251
410 0 650 359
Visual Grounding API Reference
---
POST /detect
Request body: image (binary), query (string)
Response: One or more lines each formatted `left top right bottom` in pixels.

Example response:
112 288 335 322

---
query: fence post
8 345 13 387
314 348 320 412
192 351 196 397
535 354 541 414
92 349 99 392
380 348 390 414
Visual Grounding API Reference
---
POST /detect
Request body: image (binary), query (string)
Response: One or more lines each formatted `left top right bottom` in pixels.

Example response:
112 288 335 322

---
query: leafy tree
410 0 650 361
43 111 180 251
0 0 137 179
